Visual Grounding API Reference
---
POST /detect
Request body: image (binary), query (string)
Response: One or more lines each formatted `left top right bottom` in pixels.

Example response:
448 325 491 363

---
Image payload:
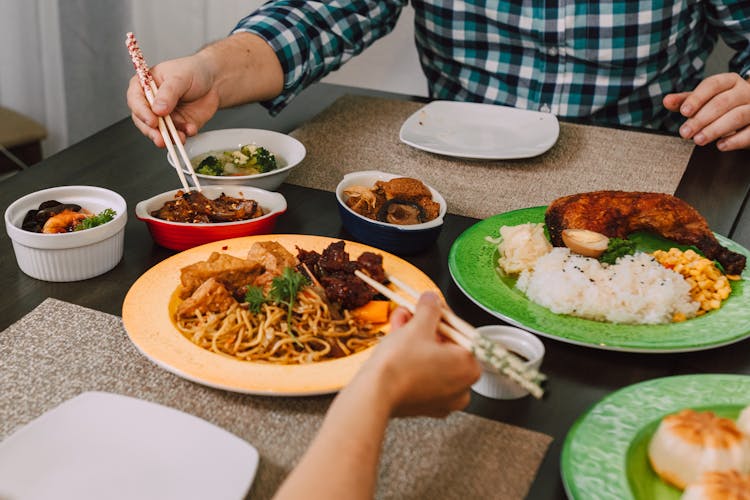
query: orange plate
122 235 440 396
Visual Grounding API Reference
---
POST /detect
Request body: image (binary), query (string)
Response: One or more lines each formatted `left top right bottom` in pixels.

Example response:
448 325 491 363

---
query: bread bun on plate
737 405 750 436
648 409 750 490
681 470 750 500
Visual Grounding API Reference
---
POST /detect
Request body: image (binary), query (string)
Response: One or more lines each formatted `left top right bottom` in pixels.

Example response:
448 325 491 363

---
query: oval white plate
399 100 560 160
0 392 258 500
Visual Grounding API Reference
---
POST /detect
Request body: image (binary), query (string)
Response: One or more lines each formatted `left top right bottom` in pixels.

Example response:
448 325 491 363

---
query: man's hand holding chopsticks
126 32 284 148
127 55 218 148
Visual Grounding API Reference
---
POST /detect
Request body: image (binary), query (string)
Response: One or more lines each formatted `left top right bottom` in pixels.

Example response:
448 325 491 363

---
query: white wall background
0 0 731 158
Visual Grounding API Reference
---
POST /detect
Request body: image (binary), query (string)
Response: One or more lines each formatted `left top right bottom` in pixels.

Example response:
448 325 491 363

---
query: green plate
561 374 750 499
448 206 750 352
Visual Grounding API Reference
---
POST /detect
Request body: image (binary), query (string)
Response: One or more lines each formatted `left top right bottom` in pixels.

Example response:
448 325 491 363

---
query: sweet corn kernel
652 248 733 315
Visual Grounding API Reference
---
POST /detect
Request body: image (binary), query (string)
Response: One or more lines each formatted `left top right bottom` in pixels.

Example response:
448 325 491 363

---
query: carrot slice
352 300 390 324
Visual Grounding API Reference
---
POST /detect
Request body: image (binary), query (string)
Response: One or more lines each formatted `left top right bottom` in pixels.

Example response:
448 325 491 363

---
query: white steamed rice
516 248 699 324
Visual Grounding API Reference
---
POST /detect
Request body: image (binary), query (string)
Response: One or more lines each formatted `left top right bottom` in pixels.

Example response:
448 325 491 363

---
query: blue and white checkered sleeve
232 0 407 114
706 0 750 78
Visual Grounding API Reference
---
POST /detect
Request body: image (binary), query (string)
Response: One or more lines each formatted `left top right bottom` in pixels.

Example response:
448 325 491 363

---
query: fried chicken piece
377 178 441 222
419 198 441 220
179 252 264 299
545 191 746 275
176 278 237 318
378 178 432 202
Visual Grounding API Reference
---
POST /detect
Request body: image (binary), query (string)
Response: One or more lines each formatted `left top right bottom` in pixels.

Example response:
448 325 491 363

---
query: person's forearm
197 32 284 108
273 363 393 500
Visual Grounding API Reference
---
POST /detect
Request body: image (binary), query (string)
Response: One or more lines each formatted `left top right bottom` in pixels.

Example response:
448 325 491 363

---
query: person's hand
127 53 220 148
126 33 283 147
361 292 481 418
663 72 750 151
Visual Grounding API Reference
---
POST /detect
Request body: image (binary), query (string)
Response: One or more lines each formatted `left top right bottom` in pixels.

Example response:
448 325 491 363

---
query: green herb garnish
599 237 637 264
243 267 309 345
244 286 267 313
73 208 116 231
196 155 223 176
268 267 310 338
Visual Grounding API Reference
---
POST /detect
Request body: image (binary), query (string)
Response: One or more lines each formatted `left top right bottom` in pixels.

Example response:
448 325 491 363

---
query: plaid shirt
233 1 750 131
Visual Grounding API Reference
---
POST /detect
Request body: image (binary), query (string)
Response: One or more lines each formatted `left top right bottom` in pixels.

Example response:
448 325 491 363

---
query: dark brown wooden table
1 83 749 499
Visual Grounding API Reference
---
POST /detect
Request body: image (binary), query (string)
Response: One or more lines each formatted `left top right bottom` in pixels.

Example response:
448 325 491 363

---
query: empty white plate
399 100 559 159
0 392 259 500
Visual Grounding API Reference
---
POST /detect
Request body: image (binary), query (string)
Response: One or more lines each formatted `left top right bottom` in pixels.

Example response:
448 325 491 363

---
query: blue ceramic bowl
335 171 447 255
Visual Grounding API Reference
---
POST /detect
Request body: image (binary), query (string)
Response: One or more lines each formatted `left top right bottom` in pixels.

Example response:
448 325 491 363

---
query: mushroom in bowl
335 171 447 255
4 185 127 281
135 185 286 251
167 128 306 191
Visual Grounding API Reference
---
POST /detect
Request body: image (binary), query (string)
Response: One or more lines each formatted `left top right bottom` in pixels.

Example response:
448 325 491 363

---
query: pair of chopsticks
354 270 546 399
126 32 201 192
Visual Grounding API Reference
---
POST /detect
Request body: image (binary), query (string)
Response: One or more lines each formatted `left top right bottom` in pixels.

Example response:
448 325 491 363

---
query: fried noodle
175 287 383 364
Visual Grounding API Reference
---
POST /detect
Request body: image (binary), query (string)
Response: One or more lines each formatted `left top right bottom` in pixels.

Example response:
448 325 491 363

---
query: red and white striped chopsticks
126 32 201 192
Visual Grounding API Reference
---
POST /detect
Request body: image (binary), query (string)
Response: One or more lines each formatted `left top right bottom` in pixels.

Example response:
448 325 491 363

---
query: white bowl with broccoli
167 128 306 191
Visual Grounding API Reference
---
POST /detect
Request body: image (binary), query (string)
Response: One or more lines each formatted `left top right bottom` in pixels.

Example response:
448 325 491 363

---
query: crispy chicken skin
545 191 746 275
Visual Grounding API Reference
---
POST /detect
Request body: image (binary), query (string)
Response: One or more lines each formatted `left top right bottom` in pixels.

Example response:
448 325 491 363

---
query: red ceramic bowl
135 186 287 251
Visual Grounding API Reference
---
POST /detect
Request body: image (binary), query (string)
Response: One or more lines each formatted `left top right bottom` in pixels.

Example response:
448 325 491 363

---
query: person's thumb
151 74 190 116
409 292 442 336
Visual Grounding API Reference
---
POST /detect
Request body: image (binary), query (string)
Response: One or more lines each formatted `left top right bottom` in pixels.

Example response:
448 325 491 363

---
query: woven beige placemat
1 299 552 500
287 95 694 219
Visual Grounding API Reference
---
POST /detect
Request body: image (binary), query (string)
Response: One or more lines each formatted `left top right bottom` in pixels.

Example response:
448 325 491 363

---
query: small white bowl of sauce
471 325 545 399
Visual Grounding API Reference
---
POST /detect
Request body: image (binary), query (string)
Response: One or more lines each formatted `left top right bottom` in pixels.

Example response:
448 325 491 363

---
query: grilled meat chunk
545 191 746 275
357 252 386 283
295 241 387 309
151 190 263 223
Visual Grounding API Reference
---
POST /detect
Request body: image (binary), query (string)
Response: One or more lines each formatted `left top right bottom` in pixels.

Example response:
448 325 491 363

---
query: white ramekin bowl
471 325 545 399
5 186 127 282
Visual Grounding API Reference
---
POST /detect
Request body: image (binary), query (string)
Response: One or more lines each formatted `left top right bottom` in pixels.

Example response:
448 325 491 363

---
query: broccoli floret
196 155 223 176
250 146 277 173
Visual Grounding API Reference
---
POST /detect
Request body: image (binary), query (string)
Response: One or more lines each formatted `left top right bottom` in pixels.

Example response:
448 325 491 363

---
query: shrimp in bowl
5 185 127 281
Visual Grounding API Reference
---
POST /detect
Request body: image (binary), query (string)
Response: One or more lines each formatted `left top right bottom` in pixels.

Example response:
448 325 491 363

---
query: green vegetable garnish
268 267 310 338
243 267 309 345
73 208 116 231
599 237 637 264
244 286 267 314
244 145 277 173
252 146 276 174
196 155 223 176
